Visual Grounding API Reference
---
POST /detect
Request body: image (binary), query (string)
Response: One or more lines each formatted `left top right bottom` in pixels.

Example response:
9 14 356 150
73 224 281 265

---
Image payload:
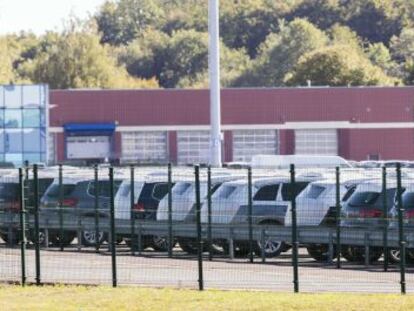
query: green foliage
121 29 249 88
2 0 414 88
96 0 165 45
233 19 328 87
286 45 398 86
22 27 158 89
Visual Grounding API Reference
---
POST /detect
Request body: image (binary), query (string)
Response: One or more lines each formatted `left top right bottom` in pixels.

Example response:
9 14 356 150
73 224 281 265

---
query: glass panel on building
23 109 41 127
4 85 22 108
5 153 23 164
295 129 338 155
22 85 41 107
0 130 4 153
4 109 22 128
233 129 279 162
23 129 41 152
0 85 48 166
177 130 210 165
5 129 23 152
121 131 168 164
0 86 4 107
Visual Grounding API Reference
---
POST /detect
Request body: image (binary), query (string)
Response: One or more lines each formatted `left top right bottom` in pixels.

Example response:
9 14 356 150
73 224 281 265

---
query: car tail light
359 209 383 218
405 209 414 219
133 203 145 212
62 198 78 207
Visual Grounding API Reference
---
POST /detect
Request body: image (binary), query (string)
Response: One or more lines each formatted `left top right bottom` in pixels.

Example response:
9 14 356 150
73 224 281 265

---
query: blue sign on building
0 84 49 167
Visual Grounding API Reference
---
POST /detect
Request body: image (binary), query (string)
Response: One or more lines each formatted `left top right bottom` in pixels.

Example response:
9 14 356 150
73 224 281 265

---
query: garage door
121 131 168 164
177 131 210 165
233 130 279 162
295 129 338 155
67 135 111 159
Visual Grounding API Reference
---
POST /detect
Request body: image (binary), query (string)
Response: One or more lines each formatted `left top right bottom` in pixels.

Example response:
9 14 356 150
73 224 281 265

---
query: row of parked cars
0 164 413 264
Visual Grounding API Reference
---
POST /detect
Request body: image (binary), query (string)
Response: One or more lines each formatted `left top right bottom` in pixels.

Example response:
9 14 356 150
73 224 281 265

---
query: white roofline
49 121 414 133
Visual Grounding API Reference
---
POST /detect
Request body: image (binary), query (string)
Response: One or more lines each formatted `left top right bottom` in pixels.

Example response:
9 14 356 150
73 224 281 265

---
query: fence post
109 167 117 287
167 163 173 258
94 164 100 252
58 164 64 251
130 165 136 255
195 165 204 291
335 167 341 269
290 164 299 293
396 163 406 294
19 168 26 286
33 164 41 286
382 166 389 272
207 166 213 261
247 166 254 263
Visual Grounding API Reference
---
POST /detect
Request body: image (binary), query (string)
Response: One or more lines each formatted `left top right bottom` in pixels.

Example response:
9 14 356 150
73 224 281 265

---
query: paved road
0 245 413 293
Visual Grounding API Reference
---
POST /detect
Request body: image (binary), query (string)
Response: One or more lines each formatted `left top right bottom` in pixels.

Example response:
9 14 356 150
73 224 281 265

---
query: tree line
1 0 414 89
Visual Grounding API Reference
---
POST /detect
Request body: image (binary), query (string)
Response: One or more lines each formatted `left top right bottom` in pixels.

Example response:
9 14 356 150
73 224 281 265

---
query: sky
0 0 106 35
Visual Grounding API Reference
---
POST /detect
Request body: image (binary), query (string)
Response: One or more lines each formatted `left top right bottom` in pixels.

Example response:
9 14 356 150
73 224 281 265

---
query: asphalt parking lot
1 243 413 293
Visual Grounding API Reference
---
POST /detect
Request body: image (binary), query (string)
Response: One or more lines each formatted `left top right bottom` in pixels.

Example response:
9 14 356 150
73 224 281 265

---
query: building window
295 129 338 155
121 131 168 164
233 130 279 162
177 131 210 165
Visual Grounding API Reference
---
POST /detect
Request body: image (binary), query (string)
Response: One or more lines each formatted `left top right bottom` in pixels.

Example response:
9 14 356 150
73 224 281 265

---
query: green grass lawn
1 285 414 311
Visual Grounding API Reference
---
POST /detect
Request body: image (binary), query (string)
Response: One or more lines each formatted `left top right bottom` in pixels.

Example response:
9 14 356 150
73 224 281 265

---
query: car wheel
0 232 20 245
306 244 337 262
178 237 200 254
81 230 106 246
256 238 285 258
151 235 176 252
388 248 401 263
387 248 414 264
29 230 47 246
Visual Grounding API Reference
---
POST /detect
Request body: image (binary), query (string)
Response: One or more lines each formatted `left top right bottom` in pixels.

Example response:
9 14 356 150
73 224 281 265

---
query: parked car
339 180 402 263
288 174 374 262
387 184 414 263
156 174 243 254
40 176 122 246
201 172 324 257
129 175 176 252
0 174 54 244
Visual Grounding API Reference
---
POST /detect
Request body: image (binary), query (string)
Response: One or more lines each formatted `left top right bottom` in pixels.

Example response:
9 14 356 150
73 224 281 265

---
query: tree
390 27 414 84
219 0 290 58
289 0 342 30
121 29 249 88
24 29 158 89
286 44 398 86
0 37 17 83
342 0 407 44
233 18 328 87
96 0 164 45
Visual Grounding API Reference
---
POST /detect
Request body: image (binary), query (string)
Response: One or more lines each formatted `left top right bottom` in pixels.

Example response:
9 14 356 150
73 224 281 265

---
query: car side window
88 180 121 198
253 184 279 201
281 182 309 201
152 183 170 200
306 185 326 200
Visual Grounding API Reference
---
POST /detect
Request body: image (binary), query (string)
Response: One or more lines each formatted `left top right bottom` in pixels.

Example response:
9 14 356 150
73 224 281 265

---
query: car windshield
307 185 325 199
348 191 380 207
